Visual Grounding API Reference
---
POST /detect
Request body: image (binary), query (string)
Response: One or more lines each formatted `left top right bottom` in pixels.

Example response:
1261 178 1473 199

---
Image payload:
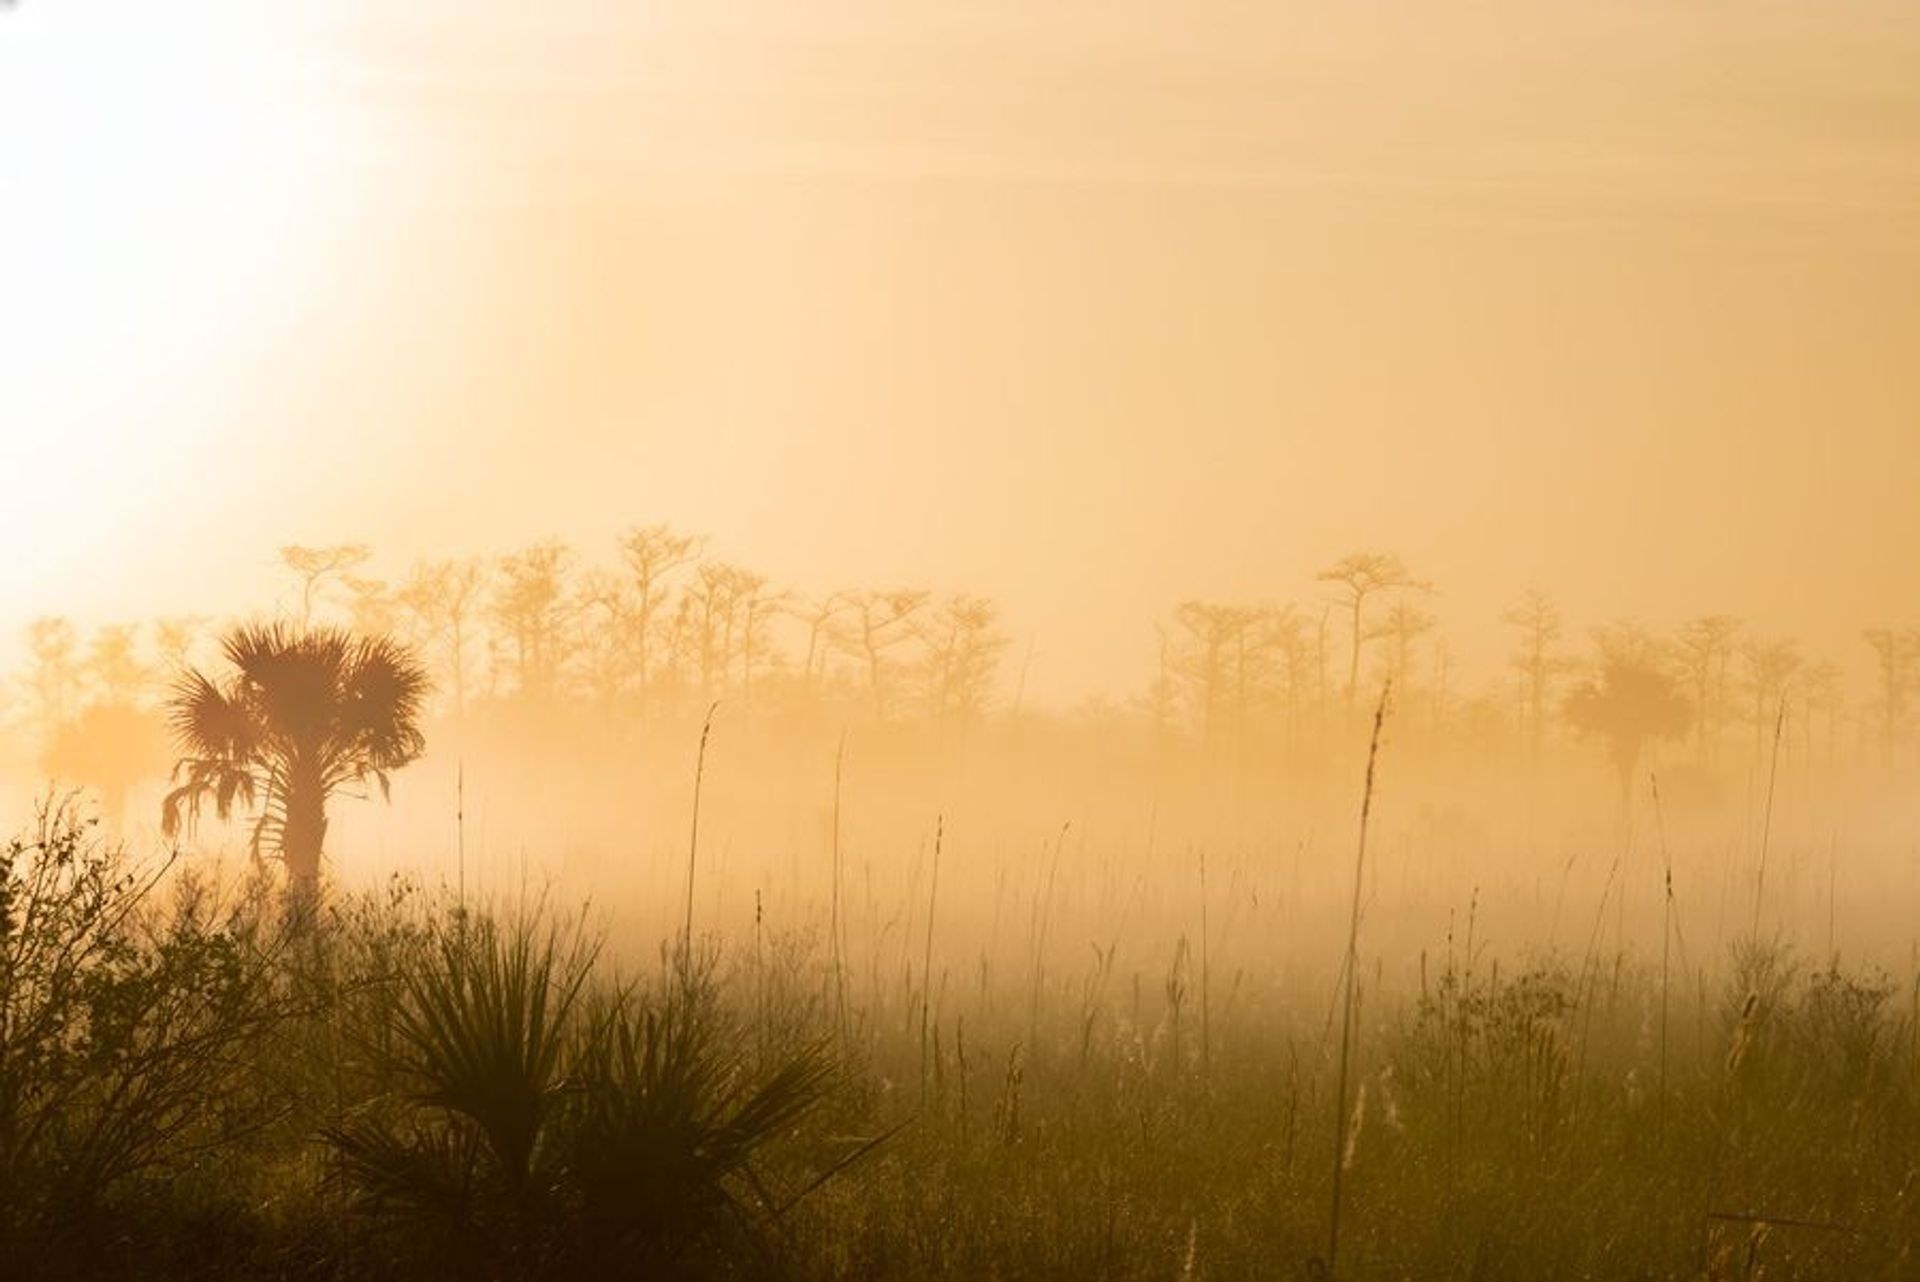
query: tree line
275 532 1010 730
1146 553 1902 784
4 537 1918 833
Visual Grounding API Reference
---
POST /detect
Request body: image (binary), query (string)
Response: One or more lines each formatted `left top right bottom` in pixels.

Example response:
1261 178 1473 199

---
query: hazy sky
3 1 1917 700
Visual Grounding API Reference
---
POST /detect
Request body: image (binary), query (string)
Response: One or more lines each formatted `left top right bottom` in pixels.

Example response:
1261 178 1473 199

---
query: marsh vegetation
3 540 1917 1278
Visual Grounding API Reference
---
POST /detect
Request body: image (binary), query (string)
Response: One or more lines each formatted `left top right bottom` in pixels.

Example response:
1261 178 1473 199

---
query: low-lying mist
6 535 1917 983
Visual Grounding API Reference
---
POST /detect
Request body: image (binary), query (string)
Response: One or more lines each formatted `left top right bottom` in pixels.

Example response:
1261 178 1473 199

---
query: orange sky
3 1 1918 700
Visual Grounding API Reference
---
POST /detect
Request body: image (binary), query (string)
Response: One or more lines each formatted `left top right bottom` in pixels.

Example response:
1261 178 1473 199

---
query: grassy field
5 799 1917 1282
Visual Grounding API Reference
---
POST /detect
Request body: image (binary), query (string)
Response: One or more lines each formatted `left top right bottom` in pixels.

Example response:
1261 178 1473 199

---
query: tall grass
1326 681 1391 1276
680 700 719 990
921 815 942 1108
1751 698 1788 936
7 794 1920 1280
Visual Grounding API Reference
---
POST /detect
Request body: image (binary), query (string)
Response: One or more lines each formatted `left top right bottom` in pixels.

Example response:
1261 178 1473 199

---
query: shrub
325 914 839 1278
0 802 287 1272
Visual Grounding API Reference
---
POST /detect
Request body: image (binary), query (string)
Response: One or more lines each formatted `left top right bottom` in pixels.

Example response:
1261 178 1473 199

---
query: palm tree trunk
281 770 329 901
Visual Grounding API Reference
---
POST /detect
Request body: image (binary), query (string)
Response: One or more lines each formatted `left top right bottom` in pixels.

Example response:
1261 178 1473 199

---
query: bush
0 801 289 1274
325 916 839 1278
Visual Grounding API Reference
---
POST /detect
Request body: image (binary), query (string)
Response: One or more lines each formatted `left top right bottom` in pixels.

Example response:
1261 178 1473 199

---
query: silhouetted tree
342 574 398 638
155 615 209 678
1318 553 1427 708
684 562 748 703
1737 635 1801 759
1801 658 1845 769
24 617 81 734
923 595 1008 728
1672 615 1740 766
1563 631 1689 808
1260 606 1313 750
491 543 577 704
791 593 853 691
1862 627 1917 767
1504 589 1568 760
86 624 147 705
1377 596 1434 695
280 543 371 628
161 624 429 899
840 590 929 723
397 558 485 719
618 525 702 716
732 570 784 716
1171 602 1259 750
577 567 640 710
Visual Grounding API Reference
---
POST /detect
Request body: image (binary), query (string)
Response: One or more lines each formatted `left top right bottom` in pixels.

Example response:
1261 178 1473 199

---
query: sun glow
1 1 362 618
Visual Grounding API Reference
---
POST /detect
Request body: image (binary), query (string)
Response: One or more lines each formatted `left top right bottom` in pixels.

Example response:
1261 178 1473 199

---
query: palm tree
161 623 429 897
1563 645 1689 812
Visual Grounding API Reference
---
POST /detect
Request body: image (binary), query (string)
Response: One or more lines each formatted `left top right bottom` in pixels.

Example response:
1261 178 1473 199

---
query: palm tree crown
162 623 430 893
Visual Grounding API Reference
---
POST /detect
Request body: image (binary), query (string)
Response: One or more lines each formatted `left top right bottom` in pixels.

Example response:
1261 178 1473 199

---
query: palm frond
323 1110 488 1252
563 989 835 1265
324 912 851 1276
243 626 354 747
339 634 432 769
167 670 259 762
159 757 260 839
393 916 594 1188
